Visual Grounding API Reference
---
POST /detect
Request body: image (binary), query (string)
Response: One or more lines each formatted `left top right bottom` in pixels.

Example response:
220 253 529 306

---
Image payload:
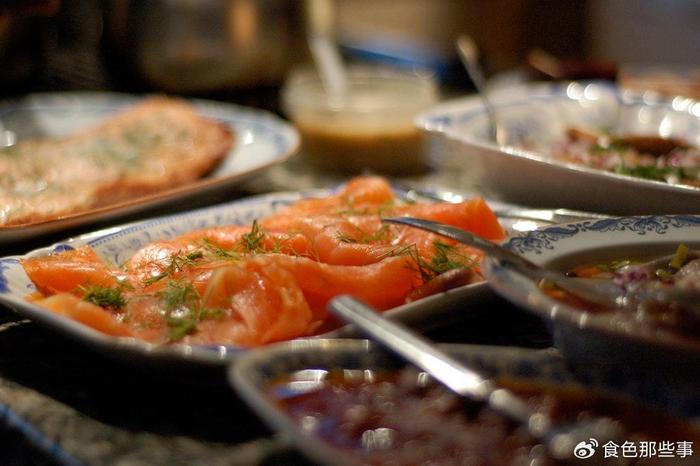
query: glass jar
282 65 438 175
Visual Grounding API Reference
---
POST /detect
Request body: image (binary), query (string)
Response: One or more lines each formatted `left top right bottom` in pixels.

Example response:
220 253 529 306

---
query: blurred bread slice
0 97 234 226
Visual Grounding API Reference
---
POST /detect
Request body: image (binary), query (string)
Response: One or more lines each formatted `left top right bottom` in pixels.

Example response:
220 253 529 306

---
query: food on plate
21 176 504 347
618 67 700 101
0 97 234 226
551 127 700 186
269 366 700 465
543 244 700 339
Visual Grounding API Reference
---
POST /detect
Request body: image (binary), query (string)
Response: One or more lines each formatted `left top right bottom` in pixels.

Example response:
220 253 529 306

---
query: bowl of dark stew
229 339 700 465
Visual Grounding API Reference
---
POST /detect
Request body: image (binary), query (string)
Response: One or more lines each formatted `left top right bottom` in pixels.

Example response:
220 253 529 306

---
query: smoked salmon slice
21 176 504 347
22 246 121 295
34 293 132 337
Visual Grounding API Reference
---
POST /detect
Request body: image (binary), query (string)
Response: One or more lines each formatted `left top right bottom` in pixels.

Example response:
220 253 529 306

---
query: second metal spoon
328 295 621 460
456 35 507 146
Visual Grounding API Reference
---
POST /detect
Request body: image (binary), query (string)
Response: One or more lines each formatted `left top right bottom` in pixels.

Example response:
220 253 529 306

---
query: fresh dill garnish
429 241 477 275
143 249 204 285
391 240 478 281
167 320 197 341
336 232 358 244
240 220 266 253
335 225 390 244
615 165 682 182
201 238 240 260
335 200 397 217
592 140 629 154
272 239 285 253
336 206 372 216
159 280 200 311
79 284 126 309
158 281 199 341
157 281 226 342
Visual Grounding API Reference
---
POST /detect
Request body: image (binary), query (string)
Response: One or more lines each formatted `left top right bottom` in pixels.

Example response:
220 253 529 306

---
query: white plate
0 92 299 242
418 81 700 215
483 215 700 378
0 189 492 367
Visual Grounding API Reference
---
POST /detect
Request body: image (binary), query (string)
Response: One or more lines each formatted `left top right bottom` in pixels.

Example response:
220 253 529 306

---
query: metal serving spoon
382 216 700 316
456 35 507 146
328 295 622 460
383 216 624 308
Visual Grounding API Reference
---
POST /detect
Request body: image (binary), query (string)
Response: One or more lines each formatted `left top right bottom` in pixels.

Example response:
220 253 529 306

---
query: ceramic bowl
483 214 700 380
418 81 700 215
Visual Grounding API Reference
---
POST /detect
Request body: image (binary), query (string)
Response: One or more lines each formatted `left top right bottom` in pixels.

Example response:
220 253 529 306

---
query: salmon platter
0 177 505 364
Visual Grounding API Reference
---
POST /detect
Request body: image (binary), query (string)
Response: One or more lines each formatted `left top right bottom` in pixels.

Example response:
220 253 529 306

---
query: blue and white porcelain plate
0 189 492 367
417 81 700 215
484 215 700 378
0 92 299 242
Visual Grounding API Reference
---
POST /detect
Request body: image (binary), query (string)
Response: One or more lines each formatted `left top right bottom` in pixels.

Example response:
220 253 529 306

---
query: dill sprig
429 241 478 276
240 220 266 253
336 225 390 244
167 319 197 342
201 238 240 260
387 240 478 282
79 284 127 310
143 250 204 286
159 280 200 311
157 280 225 342
336 206 372 216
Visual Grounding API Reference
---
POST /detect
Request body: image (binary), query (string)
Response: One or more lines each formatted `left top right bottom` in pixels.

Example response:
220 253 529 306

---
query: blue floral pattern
90 195 302 266
507 215 700 254
0 259 18 293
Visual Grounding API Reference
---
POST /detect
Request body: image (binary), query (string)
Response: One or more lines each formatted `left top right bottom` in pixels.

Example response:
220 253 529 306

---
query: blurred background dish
282 65 438 175
100 0 307 93
0 92 299 242
418 81 700 215
618 65 700 102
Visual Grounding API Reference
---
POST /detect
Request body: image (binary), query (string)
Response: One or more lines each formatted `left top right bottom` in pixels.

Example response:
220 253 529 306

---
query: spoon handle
383 217 547 279
330 295 539 438
383 216 626 307
329 295 496 400
456 35 503 145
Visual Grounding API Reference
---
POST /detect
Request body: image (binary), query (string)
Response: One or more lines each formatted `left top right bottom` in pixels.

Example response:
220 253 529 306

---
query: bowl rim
483 214 700 355
415 80 700 195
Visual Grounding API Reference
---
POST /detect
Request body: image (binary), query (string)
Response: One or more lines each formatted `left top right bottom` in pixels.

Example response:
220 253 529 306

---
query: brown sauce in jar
297 122 429 176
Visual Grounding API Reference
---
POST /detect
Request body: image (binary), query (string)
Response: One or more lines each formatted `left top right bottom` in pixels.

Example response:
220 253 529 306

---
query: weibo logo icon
573 439 599 459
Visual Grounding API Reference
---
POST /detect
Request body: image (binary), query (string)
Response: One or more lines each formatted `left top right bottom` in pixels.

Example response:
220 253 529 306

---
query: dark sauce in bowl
268 368 700 465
